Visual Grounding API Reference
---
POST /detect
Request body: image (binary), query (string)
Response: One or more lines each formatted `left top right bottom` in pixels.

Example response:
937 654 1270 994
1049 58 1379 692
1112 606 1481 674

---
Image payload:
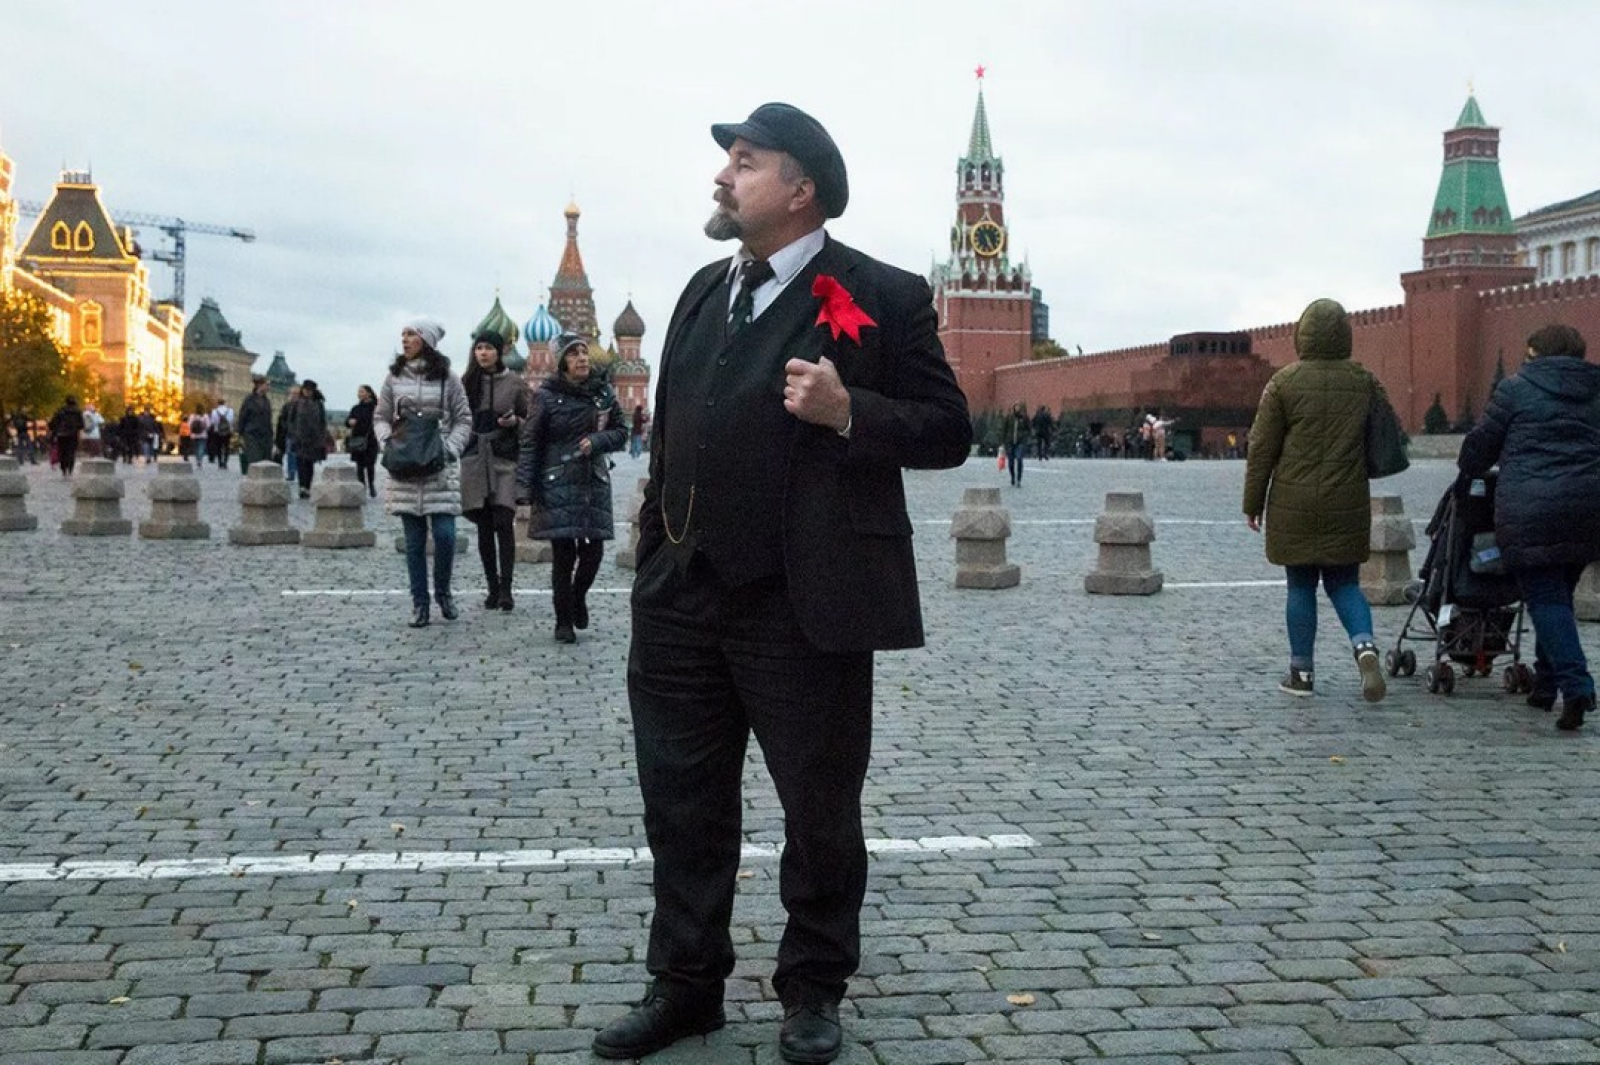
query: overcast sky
4 1 1598 407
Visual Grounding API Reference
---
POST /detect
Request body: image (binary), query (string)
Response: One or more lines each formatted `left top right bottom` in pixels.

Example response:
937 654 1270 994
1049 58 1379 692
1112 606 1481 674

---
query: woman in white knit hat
374 318 473 628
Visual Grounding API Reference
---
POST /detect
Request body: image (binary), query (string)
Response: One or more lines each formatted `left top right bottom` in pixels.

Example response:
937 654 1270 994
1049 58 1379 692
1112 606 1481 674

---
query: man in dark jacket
1460 324 1600 731
594 103 970 1064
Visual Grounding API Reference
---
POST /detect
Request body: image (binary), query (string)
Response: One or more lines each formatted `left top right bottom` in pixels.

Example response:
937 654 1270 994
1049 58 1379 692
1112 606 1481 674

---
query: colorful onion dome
473 295 520 351
613 299 646 339
523 303 562 347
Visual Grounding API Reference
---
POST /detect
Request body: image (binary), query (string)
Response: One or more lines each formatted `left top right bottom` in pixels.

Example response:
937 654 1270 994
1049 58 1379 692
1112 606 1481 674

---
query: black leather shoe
498 580 514 612
408 605 429 629
1527 690 1557 711
591 990 725 1060
1557 693 1593 732
780 1001 842 1063
436 593 458 621
554 623 576 644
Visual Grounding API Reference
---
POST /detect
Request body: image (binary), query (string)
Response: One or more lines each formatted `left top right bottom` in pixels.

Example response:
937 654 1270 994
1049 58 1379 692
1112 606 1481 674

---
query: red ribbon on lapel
812 274 877 345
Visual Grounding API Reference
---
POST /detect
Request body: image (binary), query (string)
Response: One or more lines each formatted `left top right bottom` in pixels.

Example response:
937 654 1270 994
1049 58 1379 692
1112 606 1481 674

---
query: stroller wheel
1399 649 1417 677
1386 650 1402 677
1438 663 1456 695
1502 666 1521 693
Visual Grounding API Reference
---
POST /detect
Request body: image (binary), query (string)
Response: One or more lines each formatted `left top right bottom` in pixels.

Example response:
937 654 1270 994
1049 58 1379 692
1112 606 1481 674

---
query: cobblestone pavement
1 453 1597 1064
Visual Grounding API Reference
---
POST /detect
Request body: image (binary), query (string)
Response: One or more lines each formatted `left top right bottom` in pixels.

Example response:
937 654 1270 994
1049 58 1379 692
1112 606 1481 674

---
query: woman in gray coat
459 331 530 611
374 318 473 628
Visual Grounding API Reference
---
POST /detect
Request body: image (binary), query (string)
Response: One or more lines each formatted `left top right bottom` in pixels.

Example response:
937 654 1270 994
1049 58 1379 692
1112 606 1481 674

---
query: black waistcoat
659 276 806 586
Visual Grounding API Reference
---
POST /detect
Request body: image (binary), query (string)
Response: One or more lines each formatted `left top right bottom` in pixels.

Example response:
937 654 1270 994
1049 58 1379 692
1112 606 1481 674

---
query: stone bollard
1577 563 1600 623
615 477 650 571
514 504 553 564
230 463 301 545
1084 490 1162 595
1360 494 1416 605
139 460 211 539
60 458 132 536
951 487 1020 589
303 466 375 549
0 456 37 531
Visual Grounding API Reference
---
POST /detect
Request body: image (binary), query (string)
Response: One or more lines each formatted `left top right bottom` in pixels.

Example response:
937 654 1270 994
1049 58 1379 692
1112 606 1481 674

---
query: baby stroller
1387 472 1529 694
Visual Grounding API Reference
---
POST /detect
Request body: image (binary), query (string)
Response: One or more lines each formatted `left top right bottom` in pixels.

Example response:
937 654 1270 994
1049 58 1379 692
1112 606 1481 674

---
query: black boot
498 577 514 612
592 987 725 1060
1557 693 1593 732
574 593 589 630
408 604 430 629
436 593 459 621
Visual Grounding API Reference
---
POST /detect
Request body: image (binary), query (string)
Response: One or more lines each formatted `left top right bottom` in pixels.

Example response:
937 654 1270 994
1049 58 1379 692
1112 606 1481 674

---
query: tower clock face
971 220 1005 257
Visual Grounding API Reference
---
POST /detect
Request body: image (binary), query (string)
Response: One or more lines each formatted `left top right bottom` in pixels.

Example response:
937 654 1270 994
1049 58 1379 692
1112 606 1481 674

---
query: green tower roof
966 86 993 161
1426 96 1514 238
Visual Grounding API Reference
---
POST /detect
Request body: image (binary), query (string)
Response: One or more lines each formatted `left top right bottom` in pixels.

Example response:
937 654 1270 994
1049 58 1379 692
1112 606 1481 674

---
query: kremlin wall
969 94 1600 454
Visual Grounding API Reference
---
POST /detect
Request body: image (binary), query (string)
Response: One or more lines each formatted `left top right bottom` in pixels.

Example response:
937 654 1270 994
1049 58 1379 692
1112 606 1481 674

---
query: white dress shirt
726 226 827 324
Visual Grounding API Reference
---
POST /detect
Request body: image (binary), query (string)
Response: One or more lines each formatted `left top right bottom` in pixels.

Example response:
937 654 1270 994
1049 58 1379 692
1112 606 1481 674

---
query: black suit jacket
637 235 971 653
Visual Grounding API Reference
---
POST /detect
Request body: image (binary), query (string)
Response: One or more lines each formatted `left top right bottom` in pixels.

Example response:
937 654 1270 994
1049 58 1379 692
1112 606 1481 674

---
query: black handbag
1365 386 1409 479
382 380 447 482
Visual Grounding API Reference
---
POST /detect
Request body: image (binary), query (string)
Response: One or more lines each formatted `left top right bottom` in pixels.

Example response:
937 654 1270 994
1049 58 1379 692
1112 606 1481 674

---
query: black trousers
550 537 603 625
627 551 873 1006
296 456 317 493
56 437 78 474
470 505 516 588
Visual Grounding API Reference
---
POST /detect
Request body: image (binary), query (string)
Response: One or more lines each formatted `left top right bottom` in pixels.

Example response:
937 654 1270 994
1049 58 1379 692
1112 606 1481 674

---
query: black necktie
728 259 775 336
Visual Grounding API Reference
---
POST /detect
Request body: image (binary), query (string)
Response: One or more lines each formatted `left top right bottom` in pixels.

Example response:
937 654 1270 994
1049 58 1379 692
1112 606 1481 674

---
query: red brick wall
938 291 1033 412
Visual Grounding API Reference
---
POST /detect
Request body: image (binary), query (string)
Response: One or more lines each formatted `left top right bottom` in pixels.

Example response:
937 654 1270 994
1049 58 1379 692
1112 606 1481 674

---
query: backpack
189 415 206 434
214 413 231 435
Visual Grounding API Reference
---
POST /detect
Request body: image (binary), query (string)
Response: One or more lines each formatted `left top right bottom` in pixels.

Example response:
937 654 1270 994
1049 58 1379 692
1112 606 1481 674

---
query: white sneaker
1354 643 1386 703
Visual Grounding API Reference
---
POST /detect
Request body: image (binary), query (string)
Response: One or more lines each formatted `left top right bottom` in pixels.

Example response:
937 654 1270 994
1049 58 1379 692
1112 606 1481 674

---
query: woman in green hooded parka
1243 298 1389 703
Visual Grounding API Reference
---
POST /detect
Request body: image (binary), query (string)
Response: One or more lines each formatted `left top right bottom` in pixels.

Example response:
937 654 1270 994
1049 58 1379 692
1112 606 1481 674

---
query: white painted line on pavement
281 587 635 597
0 834 1038 883
916 518 1244 526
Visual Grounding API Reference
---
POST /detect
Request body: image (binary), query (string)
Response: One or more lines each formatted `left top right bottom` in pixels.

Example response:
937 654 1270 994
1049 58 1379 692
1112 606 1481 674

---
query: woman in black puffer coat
1459 324 1600 731
517 333 627 643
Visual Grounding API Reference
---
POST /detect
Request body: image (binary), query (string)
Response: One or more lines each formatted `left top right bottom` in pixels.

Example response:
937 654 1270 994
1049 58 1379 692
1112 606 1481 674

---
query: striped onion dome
523 303 562 346
474 295 520 351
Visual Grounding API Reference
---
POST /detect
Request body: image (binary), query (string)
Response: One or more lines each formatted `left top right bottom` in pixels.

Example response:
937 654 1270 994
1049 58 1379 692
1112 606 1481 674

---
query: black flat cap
712 102 849 218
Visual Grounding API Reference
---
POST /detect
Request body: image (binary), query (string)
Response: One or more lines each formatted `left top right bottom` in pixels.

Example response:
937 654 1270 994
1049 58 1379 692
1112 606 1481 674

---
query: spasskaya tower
930 68 1033 413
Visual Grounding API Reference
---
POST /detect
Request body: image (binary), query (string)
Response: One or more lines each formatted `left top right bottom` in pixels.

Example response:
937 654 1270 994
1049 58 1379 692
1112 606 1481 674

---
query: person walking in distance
80 402 104 458
374 319 472 628
47 395 85 476
1000 400 1030 486
346 385 380 497
237 375 274 476
287 380 329 499
459 332 530 611
591 102 970 1064
516 332 626 642
275 385 301 482
630 403 648 459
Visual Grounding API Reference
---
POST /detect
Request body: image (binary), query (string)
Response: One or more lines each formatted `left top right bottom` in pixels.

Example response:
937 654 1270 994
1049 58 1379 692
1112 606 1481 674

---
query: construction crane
15 200 255 311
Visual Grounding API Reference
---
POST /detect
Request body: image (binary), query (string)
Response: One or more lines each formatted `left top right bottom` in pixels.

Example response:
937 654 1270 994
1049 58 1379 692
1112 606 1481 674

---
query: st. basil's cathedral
469 199 651 416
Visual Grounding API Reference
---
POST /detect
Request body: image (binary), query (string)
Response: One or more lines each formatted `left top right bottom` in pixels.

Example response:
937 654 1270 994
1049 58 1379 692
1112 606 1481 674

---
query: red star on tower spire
975 64 986 80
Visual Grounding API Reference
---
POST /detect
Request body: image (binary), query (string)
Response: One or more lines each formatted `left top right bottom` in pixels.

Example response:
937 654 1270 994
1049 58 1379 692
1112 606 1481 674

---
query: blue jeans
400 512 456 608
1285 563 1375 668
1517 563 1594 702
1005 443 1026 485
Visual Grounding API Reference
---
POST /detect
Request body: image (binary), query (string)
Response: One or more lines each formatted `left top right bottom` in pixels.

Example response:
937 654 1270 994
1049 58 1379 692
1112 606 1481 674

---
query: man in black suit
592 103 971 1063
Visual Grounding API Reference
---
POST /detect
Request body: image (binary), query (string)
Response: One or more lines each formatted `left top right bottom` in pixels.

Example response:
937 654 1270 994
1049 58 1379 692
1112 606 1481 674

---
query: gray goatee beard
704 208 742 241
